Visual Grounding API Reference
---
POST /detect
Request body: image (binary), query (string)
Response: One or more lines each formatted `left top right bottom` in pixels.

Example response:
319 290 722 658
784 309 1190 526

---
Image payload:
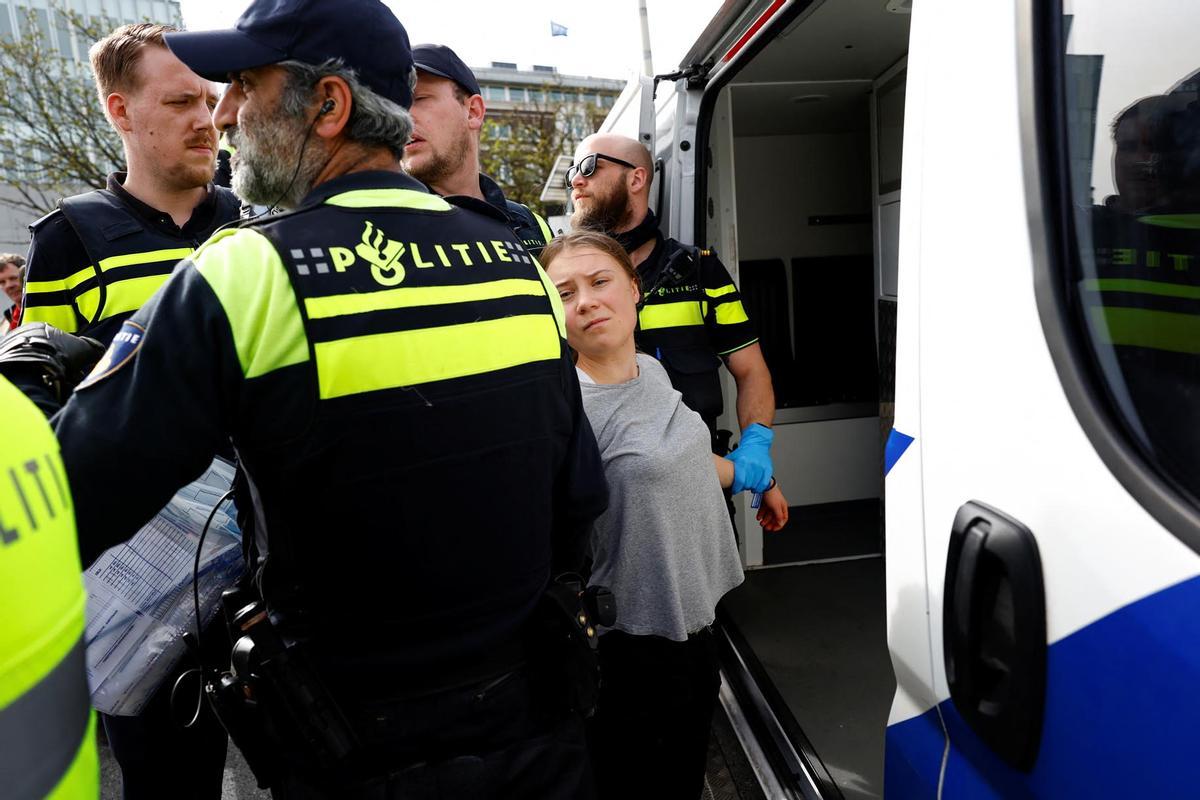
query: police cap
164 0 415 109
413 44 481 98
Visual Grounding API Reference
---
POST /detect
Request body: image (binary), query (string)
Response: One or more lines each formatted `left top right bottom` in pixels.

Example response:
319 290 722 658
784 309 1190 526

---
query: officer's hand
0 322 105 402
727 423 774 494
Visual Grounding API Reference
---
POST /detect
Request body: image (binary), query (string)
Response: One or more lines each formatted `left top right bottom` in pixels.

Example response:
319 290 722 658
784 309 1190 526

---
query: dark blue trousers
102 661 228 799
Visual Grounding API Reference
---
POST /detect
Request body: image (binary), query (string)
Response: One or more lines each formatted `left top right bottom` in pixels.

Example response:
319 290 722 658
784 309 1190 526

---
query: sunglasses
565 153 638 187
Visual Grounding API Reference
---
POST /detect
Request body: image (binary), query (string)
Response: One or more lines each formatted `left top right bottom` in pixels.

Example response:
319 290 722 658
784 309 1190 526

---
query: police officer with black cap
38 0 608 796
404 43 556 256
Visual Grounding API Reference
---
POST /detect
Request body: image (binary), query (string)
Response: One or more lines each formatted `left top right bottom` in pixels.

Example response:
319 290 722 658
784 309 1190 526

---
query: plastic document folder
84 457 244 716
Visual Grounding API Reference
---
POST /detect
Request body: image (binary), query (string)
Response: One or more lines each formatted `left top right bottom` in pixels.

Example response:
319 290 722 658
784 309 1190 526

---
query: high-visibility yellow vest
0 376 98 799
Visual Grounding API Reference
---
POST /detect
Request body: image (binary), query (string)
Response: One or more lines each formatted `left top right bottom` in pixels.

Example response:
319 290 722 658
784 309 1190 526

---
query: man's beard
402 124 471 188
230 105 327 208
571 180 631 234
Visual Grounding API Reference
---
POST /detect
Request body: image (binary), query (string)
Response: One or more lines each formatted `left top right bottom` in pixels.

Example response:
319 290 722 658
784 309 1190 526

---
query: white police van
599 0 1200 796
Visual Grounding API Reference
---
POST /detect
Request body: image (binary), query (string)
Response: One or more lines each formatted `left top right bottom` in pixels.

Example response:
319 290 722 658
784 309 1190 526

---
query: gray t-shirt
578 354 744 641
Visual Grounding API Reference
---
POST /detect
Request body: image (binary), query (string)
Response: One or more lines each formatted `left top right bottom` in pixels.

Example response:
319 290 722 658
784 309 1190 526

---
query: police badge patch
77 320 146 390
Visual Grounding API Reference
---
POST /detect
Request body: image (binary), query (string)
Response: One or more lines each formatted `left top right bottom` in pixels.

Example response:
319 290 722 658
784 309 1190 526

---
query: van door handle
943 500 1047 771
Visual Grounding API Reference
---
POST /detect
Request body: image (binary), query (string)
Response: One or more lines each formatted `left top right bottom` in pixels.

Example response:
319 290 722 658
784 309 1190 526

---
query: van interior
704 2 911 797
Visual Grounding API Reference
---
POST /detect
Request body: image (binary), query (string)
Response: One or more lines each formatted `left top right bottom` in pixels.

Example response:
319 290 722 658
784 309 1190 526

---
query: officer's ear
466 94 485 133
628 165 650 196
106 92 134 134
311 75 354 140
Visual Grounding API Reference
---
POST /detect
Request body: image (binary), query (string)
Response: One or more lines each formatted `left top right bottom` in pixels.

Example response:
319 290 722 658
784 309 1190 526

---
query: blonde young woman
542 230 787 799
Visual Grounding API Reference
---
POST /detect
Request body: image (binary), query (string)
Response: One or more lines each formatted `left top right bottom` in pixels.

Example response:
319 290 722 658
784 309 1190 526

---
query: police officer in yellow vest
45 0 608 796
0 373 98 799
21 23 239 347
16 22 240 800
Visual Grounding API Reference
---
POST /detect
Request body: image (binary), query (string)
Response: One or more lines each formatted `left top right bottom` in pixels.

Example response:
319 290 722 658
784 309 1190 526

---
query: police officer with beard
39 0 608 796
403 43 555 256
569 133 784 509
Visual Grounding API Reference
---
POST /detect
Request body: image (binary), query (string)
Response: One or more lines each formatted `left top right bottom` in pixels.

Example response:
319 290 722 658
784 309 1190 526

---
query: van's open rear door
600 73 655 155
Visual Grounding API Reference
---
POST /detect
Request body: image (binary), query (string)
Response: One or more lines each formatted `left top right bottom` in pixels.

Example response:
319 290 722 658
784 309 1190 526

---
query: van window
1057 1 1200 504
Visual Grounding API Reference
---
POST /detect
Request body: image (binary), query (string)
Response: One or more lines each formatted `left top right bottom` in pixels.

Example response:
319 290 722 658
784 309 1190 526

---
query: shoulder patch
77 320 145 390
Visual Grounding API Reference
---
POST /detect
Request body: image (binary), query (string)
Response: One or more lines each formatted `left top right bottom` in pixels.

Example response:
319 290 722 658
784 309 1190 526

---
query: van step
706 699 768 800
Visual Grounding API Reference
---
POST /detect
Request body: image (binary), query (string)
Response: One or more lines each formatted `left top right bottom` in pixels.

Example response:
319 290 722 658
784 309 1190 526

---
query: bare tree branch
0 4 123 218
479 87 609 217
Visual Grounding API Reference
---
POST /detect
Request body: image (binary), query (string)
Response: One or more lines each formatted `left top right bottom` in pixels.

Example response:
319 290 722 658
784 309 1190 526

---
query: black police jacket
22 175 240 346
634 235 758 429
480 174 554 257
52 170 608 702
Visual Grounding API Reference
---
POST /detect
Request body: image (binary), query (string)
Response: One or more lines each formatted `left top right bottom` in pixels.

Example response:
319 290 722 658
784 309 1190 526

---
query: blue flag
551 21 568 36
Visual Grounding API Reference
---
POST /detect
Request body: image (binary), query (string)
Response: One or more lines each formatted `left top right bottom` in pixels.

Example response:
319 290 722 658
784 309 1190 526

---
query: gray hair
277 59 415 159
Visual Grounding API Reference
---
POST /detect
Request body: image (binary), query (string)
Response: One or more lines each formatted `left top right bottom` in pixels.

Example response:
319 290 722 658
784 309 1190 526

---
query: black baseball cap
164 0 415 109
412 44 480 97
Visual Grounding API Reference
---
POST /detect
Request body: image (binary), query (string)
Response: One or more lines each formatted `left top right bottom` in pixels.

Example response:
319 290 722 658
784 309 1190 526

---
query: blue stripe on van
887 573 1200 797
884 706 944 798
884 428 914 475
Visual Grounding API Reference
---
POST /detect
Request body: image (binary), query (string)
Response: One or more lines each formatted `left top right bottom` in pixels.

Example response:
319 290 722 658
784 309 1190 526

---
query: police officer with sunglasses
567 133 784 508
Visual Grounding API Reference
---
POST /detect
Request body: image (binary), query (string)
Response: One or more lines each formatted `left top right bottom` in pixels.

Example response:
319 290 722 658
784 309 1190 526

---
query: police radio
203 587 359 788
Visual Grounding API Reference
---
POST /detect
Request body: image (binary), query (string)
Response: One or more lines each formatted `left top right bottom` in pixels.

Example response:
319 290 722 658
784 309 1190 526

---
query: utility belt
203 576 615 790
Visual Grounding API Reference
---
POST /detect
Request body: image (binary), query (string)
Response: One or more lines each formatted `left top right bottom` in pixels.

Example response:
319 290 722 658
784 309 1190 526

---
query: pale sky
179 0 723 83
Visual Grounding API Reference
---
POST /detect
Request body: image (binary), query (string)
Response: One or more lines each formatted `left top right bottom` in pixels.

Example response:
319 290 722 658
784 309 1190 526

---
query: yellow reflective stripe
1084 278 1200 300
305 278 546 320
76 288 100 323
639 300 705 331
25 265 96 294
98 248 192 272
323 189 452 212
533 212 553 243
314 314 561 399
715 299 750 326
1136 213 1200 230
533 260 567 338
23 279 69 293
97 274 171 320
705 284 737 299
21 304 78 332
1091 306 1200 354
194 229 309 378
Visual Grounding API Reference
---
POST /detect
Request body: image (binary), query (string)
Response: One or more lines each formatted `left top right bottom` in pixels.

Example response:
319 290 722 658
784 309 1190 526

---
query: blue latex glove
727 423 774 494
